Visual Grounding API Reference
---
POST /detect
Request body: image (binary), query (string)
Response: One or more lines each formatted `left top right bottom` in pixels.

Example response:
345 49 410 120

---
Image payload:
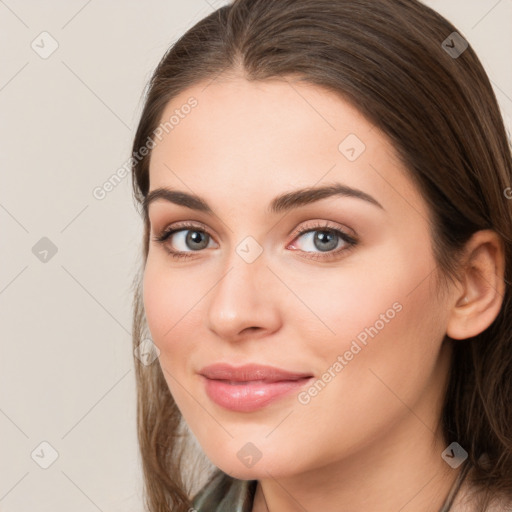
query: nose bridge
206 240 277 338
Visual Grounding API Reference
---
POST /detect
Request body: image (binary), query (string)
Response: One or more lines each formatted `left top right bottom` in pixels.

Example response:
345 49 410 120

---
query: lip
199 363 313 382
199 363 313 412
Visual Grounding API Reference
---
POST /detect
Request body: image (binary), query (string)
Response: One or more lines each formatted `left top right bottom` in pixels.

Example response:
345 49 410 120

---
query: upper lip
199 363 313 382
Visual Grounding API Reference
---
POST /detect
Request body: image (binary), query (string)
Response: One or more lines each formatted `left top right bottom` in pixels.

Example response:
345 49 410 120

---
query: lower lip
202 376 313 412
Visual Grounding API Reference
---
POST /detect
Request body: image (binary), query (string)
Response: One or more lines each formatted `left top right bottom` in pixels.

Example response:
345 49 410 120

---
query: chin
205 448 292 481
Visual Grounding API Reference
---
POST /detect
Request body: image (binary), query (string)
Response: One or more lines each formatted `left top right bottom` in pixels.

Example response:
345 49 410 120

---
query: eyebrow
143 183 384 220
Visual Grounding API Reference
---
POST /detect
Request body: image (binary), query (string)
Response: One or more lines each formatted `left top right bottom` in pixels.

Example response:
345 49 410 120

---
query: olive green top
192 460 472 512
192 470 257 512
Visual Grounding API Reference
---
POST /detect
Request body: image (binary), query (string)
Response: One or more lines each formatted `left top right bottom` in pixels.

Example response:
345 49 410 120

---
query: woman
130 0 512 510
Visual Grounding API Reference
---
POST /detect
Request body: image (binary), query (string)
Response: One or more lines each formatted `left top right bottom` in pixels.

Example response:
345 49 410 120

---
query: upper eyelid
157 220 210 236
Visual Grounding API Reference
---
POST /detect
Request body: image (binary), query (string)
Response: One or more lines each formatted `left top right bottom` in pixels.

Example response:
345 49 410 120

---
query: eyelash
152 220 358 262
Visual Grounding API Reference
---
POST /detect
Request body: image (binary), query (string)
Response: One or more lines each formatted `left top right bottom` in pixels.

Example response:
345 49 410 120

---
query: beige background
0 1 511 511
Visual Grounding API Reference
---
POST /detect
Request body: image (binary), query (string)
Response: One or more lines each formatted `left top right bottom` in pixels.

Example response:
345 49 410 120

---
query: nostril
243 326 261 333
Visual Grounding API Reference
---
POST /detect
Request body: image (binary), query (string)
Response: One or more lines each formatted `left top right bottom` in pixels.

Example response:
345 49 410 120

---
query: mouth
199 363 314 412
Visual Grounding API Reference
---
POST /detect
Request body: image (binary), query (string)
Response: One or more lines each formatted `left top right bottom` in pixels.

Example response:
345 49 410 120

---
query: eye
152 220 358 262
287 221 358 261
152 221 216 260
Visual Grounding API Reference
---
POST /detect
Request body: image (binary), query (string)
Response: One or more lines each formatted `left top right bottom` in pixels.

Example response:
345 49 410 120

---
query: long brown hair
130 1 512 510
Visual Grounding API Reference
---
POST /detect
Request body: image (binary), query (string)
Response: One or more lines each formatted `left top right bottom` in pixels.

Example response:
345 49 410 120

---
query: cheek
142 259 198 357
142 261 204 413
143 261 171 343
293 243 433 348
333 252 443 395
293 236 444 392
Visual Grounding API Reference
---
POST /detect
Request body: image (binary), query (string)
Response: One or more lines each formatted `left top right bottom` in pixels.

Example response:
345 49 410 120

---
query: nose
206 250 281 342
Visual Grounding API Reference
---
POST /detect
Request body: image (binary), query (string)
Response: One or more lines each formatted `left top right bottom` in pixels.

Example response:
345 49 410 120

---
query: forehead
147 76 426 220
151 76 375 163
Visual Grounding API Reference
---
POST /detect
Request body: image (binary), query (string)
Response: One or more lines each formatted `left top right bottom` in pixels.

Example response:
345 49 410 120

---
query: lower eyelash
169 250 194 260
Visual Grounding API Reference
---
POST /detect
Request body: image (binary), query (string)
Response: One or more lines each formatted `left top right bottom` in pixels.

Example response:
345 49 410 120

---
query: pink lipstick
199 363 313 412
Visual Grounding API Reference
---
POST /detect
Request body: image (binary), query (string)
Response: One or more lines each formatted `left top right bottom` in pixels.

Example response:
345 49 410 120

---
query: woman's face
143 76 455 479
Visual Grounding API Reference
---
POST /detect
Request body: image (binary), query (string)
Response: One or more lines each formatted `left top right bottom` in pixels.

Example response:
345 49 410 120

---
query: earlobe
446 230 506 341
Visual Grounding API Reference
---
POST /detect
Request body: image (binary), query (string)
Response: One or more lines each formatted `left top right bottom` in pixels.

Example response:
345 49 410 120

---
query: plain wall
0 1 510 510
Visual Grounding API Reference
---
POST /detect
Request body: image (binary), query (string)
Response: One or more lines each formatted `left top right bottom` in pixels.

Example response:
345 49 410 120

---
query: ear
446 229 506 340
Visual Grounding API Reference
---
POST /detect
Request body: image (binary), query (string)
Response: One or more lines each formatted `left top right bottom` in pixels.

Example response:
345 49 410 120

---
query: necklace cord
438 459 473 512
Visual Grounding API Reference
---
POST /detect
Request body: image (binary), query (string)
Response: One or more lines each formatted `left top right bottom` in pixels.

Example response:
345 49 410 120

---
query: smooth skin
142 73 505 512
